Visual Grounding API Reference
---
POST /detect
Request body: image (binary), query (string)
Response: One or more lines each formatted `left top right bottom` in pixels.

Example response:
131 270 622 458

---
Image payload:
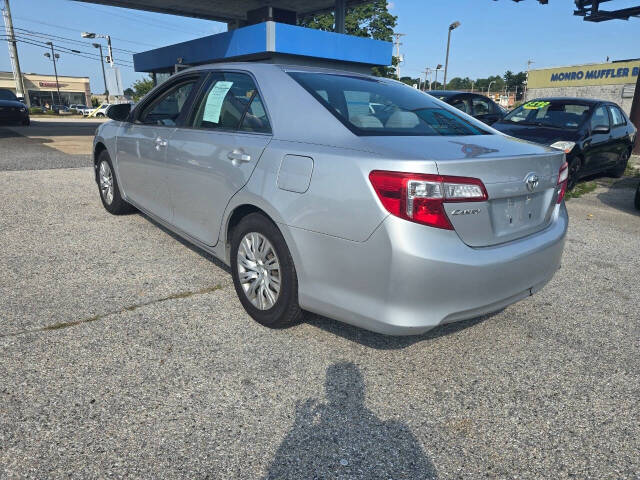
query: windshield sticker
202 81 234 123
523 101 550 110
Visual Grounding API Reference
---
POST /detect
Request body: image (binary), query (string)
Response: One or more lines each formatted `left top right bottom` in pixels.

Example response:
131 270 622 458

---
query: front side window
608 105 626 127
590 105 610 131
503 100 590 129
191 72 270 133
139 80 197 126
288 72 488 136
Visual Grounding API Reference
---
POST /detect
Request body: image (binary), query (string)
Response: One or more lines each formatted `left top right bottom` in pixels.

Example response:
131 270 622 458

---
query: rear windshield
503 100 591 129
288 72 488 137
0 89 18 101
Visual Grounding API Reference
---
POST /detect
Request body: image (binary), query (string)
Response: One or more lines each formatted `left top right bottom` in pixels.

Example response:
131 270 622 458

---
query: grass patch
624 162 640 178
565 181 597 200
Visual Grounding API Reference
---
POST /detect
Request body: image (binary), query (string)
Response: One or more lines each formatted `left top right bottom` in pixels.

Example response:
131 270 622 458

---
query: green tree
299 0 397 77
130 76 154 101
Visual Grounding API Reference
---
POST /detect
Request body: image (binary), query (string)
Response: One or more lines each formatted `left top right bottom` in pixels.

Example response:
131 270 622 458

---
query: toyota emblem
525 173 540 192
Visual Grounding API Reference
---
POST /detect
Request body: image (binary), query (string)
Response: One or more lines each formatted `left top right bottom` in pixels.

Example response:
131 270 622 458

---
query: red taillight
557 162 568 204
369 170 488 230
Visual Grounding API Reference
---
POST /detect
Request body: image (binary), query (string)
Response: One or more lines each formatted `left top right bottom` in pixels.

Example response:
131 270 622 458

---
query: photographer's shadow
263 362 438 479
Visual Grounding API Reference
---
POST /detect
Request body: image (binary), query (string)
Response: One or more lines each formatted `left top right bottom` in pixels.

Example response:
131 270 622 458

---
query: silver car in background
94 63 568 335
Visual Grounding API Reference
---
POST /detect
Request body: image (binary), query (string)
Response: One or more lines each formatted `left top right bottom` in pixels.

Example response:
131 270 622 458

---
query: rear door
116 75 201 222
584 104 616 173
166 71 272 246
607 104 629 161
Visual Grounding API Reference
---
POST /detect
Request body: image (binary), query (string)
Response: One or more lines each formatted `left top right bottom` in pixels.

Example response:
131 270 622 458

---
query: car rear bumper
285 203 568 335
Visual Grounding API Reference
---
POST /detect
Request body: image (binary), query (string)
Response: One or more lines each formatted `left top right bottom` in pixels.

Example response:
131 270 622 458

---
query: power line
0 35 134 69
10 26 137 54
12 16 160 48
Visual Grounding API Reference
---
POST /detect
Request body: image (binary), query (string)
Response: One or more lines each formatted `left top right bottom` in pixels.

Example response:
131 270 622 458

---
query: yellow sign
523 101 550 110
528 60 640 88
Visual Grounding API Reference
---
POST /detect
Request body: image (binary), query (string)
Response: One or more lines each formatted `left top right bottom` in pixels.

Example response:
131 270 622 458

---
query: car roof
428 90 464 97
529 97 604 105
183 62 377 79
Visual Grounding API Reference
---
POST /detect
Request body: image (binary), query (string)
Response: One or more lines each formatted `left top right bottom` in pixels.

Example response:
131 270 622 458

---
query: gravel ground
1 124 639 479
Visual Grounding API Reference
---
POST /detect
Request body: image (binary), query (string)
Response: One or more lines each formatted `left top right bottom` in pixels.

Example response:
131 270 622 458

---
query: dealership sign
39 81 67 88
529 60 640 88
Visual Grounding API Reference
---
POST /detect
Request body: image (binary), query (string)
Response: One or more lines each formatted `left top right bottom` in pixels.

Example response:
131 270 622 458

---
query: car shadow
595 175 640 216
304 311 493 350
262 362 438 480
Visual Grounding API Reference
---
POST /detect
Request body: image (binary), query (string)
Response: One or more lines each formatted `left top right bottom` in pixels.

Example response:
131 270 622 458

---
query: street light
82 31 114 66
443 21 460 91
44 41 61 106
487 80 496 97
92 42 109 99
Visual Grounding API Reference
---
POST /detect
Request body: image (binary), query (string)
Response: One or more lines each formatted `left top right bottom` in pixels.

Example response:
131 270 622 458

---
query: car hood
492 122 581 145
0 99 26 108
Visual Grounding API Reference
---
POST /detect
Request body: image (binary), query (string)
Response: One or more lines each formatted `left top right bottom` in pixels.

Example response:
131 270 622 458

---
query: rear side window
450 97 471 115
191 72 270 133
608 105 626 127
239 93 271 133
472 96 492 116
288 72 488 136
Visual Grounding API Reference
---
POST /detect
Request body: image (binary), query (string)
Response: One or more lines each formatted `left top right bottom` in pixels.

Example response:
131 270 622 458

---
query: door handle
227 150 251 163
155 137 168 150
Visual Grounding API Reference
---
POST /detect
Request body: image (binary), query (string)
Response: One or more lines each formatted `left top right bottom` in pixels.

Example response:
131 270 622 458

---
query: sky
1 0 639 94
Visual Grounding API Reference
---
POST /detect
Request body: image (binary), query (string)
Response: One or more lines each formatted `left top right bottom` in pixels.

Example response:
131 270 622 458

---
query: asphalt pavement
1 119 639 479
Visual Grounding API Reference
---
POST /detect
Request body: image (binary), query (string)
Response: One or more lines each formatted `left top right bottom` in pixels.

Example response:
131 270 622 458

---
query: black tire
21 118 30 126
96 113 105 118
635 184 640 211
567 156 582 191
96 150 135 215
608 149 630 178
230 213 302 329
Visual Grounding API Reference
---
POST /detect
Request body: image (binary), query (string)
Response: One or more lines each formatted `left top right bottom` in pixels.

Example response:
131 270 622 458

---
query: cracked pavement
1 121 639 479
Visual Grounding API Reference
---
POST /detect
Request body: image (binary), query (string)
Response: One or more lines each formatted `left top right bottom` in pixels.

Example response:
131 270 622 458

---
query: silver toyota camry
94 63 568 335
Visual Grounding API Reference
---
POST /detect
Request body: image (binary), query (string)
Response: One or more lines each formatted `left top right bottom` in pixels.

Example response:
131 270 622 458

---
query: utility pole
525 59 534 101
434 64 442 90
2 0 28 106
45 42 61 105
392 33 405 79
424 68 431 91
93 43 109 99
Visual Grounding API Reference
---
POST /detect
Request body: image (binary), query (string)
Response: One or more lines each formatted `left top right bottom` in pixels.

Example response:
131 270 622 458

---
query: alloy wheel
99 160 114 205
237 232 281 310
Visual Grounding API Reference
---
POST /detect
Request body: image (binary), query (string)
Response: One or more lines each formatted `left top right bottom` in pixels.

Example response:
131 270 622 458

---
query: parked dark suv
428 90 506 125
0 88 30 126
493 98 637 190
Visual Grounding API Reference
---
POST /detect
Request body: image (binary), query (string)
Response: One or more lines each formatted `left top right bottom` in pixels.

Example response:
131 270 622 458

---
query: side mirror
591 125 610 135
106 103 131 122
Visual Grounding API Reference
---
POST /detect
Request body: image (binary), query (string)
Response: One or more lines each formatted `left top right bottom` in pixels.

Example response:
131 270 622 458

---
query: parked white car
86 103 111 117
